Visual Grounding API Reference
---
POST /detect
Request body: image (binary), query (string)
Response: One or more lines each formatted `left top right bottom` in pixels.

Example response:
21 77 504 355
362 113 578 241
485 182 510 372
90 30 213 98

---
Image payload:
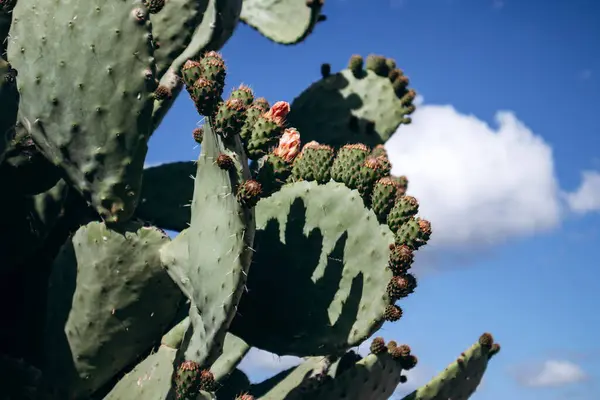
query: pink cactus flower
264 101 291 125
273 128 301 163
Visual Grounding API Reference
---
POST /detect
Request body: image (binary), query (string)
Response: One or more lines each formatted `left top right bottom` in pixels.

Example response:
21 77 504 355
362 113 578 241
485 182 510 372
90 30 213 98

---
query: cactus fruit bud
143 0 165 13
393 175 409 196
273 128 301 163
174 360 202 399
399 375 408 383
370 337 386 354
387 195 420 234
387 273 417 300
386 58 397 70
389 244 414 274
193 127 203 144
191 78 221 115
348 55 363 76
400 355 418 370
291 141 335 183
199 369 216 392
365 54 389 77
384 305 403 322
479 333 494 348
216 154 234 171
264 101 291 125
489 343 501 359
153 85 172 100
371 144 387 159
237 180 262 208
235 394 255 400
254 97 270 111
387 340 398 350
320 63 331 78
200 51 226 88
214 98 248 138
182 59 202 87
230 84 255 107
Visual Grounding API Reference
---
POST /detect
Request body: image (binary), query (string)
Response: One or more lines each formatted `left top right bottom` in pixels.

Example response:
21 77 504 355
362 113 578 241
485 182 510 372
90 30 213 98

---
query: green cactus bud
255 153 292 197
389 243 414 274
371 144 388 158
235 393 255 400
214 98 248 138
192 78 222 116
387 195 420 233
290 140 335 183
320 63 331 78
370 337 386 354
330 143 370 185
199 369 217 392
479 332 494 348
348 54 363 77
488 343 501 359
230 84 255 107
386 57 397 70
237 179 262 208
246 101 290 160
366 54 389 77
240 100 270 145
393 175 409 196
371 177 402 223
200 51 226 88
387 340 398 351
182 59 203 88
357 156 392 201
384 305 403 322
395 217 432 250
400 354 418 370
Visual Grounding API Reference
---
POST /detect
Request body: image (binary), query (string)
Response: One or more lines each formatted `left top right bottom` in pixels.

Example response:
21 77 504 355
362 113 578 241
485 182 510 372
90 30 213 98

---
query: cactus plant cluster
0 0 500 399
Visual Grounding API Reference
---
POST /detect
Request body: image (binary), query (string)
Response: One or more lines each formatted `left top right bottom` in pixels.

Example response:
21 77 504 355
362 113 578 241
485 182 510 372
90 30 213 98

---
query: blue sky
147 1 600 399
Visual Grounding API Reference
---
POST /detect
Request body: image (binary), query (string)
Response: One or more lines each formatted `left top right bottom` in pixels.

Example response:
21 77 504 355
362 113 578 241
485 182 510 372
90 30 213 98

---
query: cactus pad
400 334 500 400
7 0 157 223
230 180 397 356
287 54 416 148
240 0 324 44
44 221 182 398
161 120 255 367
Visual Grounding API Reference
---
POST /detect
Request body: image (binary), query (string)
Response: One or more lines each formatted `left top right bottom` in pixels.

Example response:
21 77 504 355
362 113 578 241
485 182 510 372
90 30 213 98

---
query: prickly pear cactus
0 1 501 398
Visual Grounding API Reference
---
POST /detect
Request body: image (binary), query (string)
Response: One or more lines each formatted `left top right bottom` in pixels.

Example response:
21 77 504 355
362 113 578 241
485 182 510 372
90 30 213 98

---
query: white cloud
566 171 600 214
386 104 562 247
518 360 588 387
238 348 301 376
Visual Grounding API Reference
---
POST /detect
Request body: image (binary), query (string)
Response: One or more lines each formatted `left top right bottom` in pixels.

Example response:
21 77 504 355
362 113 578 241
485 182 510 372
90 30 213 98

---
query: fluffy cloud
566 170 600 214
385 103 562 247
238 348 301 376
517 360 588 387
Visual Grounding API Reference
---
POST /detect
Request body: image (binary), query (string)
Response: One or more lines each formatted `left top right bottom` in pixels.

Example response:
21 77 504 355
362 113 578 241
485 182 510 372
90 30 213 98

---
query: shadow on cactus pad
230 181 396 356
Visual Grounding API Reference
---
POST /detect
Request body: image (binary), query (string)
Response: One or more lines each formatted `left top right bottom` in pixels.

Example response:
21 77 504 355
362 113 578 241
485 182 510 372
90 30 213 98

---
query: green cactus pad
136 161 196 232
212 333 250 382
249 356 331 399
230 180 397 356
44 221 182 398
7 0 157 223
104 318 190 400
240 0 324 44
310 352 405 400
400 334 499 400
0 57 18 163
287 55 416 148
161 120 254 367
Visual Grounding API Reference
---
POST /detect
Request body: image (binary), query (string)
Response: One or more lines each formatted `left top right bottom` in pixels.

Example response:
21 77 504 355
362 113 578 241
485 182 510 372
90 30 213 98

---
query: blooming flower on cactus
264 101 291 125
273 128 302 163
